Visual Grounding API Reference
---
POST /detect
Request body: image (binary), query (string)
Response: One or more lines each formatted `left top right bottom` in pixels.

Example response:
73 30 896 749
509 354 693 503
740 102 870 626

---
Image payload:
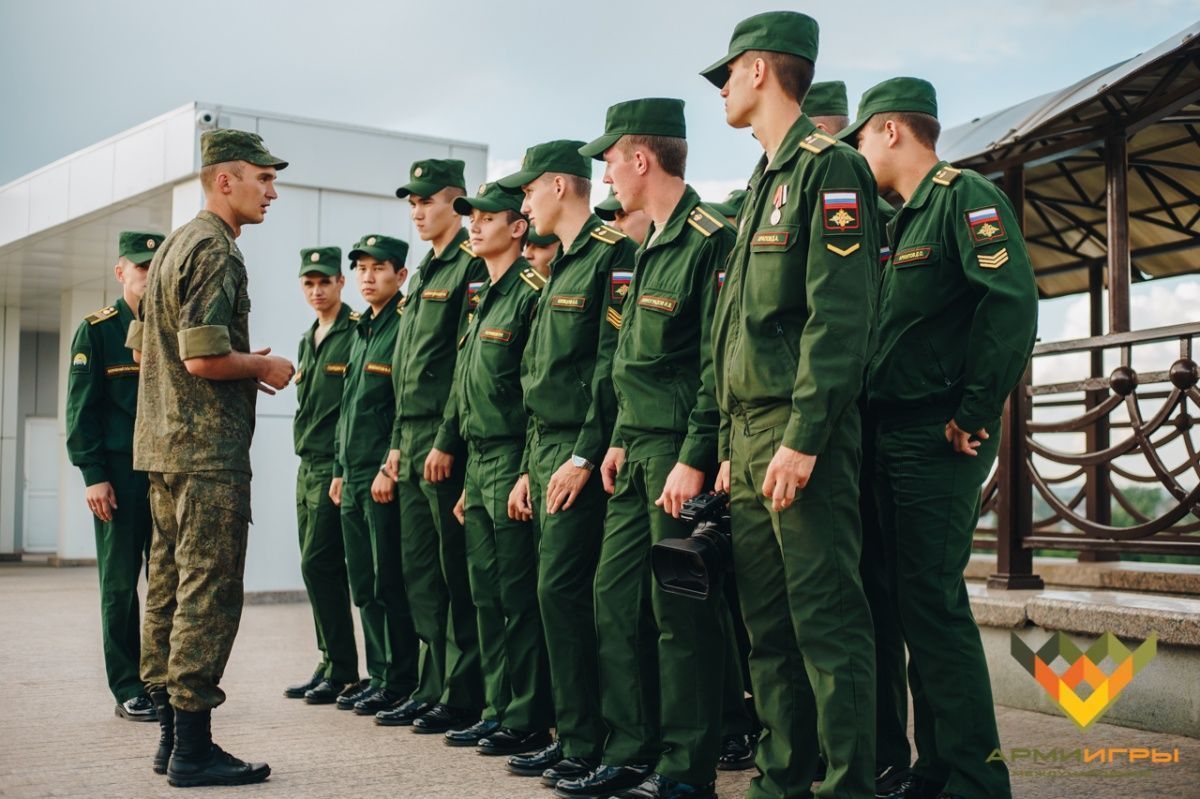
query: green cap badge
453 181 525 215
708 189 748 219
578 98 687 160
299 246 342 277
805 81 849 118
118 230 165 265
839 76 939 143
348 234 409 267
594 188 623 221
496 140 591 189
701 11 819 88
200 129 288 169
395 159 467 198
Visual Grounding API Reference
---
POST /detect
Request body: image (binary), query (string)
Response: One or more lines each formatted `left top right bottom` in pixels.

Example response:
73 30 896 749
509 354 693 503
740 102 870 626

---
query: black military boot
166 708 271 788
150 691 174 775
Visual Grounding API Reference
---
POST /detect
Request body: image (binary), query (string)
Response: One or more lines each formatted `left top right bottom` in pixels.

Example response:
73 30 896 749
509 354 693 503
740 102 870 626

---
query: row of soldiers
66 10 1037 799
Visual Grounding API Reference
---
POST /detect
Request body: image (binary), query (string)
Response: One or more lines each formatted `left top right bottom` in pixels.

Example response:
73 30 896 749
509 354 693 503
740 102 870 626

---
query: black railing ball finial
1109 365 1139 397
1169 358 1199 391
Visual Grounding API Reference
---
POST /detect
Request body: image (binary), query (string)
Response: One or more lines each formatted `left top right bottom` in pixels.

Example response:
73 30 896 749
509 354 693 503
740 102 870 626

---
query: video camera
650 491 731 600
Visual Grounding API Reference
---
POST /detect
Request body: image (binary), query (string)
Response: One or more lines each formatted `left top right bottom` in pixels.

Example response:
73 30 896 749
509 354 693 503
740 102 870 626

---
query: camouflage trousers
141 471 251 712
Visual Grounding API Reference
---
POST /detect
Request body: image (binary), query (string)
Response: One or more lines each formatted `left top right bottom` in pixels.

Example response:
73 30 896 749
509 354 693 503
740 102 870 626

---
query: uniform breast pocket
549 293 590 313
890 244 937 271
635 288 683 317
747 225 800 307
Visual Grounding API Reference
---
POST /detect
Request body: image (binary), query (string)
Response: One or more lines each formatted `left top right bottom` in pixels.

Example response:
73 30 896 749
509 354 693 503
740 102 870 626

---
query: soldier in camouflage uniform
66 230 162 723
128 130 293 787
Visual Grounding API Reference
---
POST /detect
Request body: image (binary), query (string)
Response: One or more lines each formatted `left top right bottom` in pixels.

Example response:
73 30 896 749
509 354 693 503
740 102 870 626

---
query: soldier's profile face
228 165 278 226
521 176 557 238
856 121 892 191
721 56 755 129
602 146 640 214
409 190 459 242
300 273 343 312
469 209 522 259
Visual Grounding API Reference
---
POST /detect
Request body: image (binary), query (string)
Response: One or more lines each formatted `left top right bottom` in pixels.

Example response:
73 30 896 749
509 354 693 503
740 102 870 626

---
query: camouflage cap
839 76 939 143
496 140 591 189
594 188 623 221
200 129 288 169
395 159 467 198
118 230 165 266
805 81 849 118
578 98 687 159
453 181 525 215
709 189 748 219
701 11 819 88
299 246 342 277
526 229 559 247
348 234 409 268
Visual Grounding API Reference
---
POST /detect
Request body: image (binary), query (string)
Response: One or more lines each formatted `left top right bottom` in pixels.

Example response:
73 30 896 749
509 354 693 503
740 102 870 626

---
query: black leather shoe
554 763 653 797
612 773 716 799
303 679 345 705
116 694 158 722
879 774 937 799
542 756 597 787
353 688 404 716
875 765 912 794
283 668 323 699
716 732 757 771
813 754 827 782
167 709 270 787
508 740 562 776
412 703 478 734
443 718 500 746
336 680 374 710
375 698 432 726
934 794 966 799
150 691 173 775
477 727 552 756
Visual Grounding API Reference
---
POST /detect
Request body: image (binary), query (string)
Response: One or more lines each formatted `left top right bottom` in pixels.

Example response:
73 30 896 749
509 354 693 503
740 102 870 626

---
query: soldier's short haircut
746 49 815 105
541 173 591 200
810 115 851 135
504 210 530 248
870 112 941 149
618 135 688 179
442 186 467 200
199 160 244 192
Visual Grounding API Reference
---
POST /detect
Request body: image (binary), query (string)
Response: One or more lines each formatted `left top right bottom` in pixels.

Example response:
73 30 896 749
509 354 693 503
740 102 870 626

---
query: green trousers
594 440 728 785
528 428 606 759
463 440 553 729
296 458 358 683
875 420 1010 799
720 575 758 739
141 471 249 712
729 404 876 799
395 420 483 709
94 453 151 703
340 474 418 694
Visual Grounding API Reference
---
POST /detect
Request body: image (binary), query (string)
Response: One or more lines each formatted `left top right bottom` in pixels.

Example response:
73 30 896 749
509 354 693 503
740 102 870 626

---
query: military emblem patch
610 270 632 302
717 271 726 291
879 245 892 266
966 207 1007 245
72 352 89 368
822 191 860 233
467 281 483 309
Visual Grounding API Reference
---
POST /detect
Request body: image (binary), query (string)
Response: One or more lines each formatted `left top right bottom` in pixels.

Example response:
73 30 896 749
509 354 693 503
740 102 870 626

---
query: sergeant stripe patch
826 242 860 257
606 307 623 330
977 248 1010 269
105 364 139 377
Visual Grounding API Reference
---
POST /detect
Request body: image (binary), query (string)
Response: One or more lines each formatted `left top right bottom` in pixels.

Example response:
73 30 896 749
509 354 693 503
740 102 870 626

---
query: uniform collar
114 296 134 325
361 291 402 331
763 114 818 175
196 210 236 238
431 227 470 264
305 301 354 345
902 160 950 212
561 214 606 259
642 184 702 251
483 256 524 296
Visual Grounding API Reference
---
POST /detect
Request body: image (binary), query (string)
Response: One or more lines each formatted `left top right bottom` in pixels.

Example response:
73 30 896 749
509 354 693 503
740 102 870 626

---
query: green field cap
395 159 467 198
840 77 939 142
526 229 559 247
594 188 623 221
805 81 849 118
453 181 525 215
118 231 165 265
701 12 819 88
200 129 288 169
299 246 342 277
496 140 591 189
709 189 748 218
348 234 408 267
579 98 687 159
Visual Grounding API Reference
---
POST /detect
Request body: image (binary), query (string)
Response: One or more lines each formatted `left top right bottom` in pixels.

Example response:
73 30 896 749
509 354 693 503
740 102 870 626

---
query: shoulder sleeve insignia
467 280 484 309
687 206 726 237
931 166 962 186
72 352 89 369
590 225 627 245
519 267 547 293
459 240 477 258
85 305 118 325
822 191 861 234
965 206 1008 246
798 131 838 155
610 270 633 302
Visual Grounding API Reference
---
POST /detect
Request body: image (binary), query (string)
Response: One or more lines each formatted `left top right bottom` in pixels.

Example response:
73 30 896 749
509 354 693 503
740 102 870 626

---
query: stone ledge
966 553 1200 595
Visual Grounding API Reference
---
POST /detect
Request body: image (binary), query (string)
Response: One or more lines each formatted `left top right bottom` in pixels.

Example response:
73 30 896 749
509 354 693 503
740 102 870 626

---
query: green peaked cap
700 11 818 88
299 246 342 277
579 98 687 159
496 140 591 189
526 229 559 247
595 188 623 221
396 159 466 198
805 81 849 118
453 181 525 215
348 234 408 267
840 76 939 142
118 230 165 265
200 129 288 169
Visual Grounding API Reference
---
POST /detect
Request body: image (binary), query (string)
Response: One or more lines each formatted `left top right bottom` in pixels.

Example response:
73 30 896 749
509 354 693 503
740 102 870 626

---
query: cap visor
299 265 340 278
348 246 395 264
700 52 736 88
396 179 444 198
496 169 542 190
578 132 622 160
595 207 617 221
126 251 156 266
247 154 288 170
837 115 870 143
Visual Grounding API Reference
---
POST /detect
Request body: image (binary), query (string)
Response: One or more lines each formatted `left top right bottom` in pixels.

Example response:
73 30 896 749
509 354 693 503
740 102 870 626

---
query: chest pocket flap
636 288 682 316
891 244 937 269
750 225 800 254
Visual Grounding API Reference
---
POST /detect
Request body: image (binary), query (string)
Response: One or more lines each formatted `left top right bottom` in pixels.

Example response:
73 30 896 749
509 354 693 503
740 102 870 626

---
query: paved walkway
0 564 1197 798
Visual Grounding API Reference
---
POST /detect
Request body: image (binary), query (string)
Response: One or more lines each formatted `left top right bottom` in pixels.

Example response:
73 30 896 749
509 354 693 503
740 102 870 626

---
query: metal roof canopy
941 23 1200 301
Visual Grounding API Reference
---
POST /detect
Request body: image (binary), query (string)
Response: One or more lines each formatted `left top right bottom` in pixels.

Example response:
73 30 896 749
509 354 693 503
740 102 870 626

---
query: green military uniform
334 235 418 697
66 231 161 707
293 247 359 686
845 77 1039 799
702 14 879 798
498 141 632 760
577 99 743 788
436 191 552 730
389 160 487 711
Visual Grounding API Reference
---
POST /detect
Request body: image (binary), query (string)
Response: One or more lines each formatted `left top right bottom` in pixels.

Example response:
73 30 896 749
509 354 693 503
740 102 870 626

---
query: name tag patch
966 207 1007 246
638 295 678 314
751 230 790 248
892 246 933 266
105 364 139 378
480 327 513 343
822 190 860 233
422 289 451 301
325 363 348 375
364 362 392 376
550 295 588 311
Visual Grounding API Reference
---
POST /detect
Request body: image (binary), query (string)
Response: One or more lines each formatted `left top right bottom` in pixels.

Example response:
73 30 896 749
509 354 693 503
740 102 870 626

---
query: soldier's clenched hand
424 447 455 483
600 447 625 495
714 460 731 494
508 474 533 521
85 481 118 522
383 449 401 481
328 477 343 507
371 469 395 503
453 490 466 525
655 462 705 519
547 458 591 515
253 346 295 393
761 445 816 512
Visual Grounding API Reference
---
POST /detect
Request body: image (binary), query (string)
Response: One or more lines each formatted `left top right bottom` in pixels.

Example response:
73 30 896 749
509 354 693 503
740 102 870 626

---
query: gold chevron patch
826 242 861 257
606 307 622 330
978 248 1009 269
